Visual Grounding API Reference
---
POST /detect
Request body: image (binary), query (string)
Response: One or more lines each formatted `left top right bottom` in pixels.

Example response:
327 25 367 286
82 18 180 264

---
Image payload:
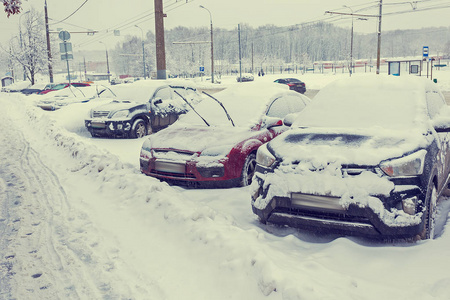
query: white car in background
37 85 116 111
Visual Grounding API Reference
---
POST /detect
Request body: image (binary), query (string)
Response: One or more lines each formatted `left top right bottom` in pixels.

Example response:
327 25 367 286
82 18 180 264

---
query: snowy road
3 72 450 300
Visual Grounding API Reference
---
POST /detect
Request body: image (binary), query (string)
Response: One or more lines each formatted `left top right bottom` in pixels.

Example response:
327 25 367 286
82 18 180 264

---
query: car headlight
201 145 231 157
110 110 129 119
379 150 426 177
256 143 276 167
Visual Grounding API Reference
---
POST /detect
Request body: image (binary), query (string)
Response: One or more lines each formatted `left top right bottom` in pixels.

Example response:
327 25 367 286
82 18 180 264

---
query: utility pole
135 25 146 79
154 0 166 79
238 24 242 82
44 0 54 83
376 0 383 74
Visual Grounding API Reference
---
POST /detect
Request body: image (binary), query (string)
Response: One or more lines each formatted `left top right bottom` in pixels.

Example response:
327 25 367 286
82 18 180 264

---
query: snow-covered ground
1 70 450 299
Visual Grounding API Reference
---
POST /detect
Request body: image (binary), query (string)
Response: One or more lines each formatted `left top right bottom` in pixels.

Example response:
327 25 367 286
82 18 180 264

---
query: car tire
130 119 147 138
240 153 257 187
419 183 438 240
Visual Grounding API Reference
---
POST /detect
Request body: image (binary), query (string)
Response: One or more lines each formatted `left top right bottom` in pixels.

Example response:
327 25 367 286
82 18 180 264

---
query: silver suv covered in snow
85 81 202 138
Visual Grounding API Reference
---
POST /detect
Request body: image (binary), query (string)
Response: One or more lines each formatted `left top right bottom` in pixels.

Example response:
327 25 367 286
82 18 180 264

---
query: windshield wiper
202 91 235 127
174 90 210 127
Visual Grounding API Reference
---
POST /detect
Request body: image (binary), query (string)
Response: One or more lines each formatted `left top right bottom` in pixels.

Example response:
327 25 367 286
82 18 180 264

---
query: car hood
149 125 255 154
269 127 432 166
92 100 143 112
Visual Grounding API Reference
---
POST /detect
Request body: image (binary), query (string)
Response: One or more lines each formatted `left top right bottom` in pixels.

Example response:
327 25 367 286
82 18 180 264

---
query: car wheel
240 153 257 187
419 183 438 240
131 119 147 138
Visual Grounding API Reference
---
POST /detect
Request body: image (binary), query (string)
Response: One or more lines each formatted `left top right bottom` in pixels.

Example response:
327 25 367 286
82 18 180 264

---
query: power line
76 0 188 48
49 0 89 25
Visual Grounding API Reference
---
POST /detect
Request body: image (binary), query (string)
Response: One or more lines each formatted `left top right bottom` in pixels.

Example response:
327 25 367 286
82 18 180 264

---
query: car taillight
287 83 295 87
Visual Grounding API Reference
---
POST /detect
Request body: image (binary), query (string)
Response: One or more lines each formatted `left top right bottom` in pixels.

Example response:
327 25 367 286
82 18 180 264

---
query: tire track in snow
0 97 131 299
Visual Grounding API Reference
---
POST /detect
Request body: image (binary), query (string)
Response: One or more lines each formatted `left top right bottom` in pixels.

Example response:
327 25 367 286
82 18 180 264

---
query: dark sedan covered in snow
251 75 450 240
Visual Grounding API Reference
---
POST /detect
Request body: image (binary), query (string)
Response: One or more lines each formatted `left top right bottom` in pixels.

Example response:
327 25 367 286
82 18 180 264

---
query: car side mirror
283 113 298 127
433 107 450 132
261 116 283 129
154 99 163 105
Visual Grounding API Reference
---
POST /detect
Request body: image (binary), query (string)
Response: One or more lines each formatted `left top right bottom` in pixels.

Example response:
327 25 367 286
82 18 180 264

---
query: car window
426 91 445 119
154 87 172 101
266 97 291 118
285 95 307 112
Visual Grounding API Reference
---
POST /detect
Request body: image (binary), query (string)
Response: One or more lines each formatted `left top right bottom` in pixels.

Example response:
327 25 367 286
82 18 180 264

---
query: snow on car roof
177 81 307 128
291 74 437 131
109 79 198 103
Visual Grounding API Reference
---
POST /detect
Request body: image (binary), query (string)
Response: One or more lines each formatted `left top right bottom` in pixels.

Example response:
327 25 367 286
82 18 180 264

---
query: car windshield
292 75 430 131
52 84 67 90
178 82 289 128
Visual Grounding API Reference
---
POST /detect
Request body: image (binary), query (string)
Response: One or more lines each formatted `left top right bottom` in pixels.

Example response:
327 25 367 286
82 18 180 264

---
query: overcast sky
1 0 449 53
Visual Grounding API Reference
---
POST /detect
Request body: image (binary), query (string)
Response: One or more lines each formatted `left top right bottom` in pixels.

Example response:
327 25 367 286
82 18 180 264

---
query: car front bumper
140 156 240 187
251 172 426 239
85 119 133 137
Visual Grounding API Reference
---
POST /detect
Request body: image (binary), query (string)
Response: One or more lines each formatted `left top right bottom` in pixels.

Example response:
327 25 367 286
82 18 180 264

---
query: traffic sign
423 46 429 57
199 66 205 72
59 42 72 53
61 53 73 61
58 30 71 41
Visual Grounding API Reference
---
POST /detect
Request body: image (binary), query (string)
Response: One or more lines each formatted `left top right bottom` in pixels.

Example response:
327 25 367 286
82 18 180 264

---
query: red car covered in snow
39 82 91 95
140 82 311 187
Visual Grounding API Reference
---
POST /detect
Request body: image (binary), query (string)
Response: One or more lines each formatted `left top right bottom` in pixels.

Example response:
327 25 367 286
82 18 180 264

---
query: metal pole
99 41 110 83
238 24 242 83
200 5 214 83
64 41 71 84
376 0 383 75
135 25 146 79
19 11 30 81
343 6 353 76
44 0 54 83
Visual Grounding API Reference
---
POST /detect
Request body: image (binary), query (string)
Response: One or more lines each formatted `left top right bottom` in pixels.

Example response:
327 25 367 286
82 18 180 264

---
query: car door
426 90 450 190
150 86 174 129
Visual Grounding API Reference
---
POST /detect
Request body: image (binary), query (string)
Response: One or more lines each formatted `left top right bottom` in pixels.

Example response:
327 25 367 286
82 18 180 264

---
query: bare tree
9 9 48 84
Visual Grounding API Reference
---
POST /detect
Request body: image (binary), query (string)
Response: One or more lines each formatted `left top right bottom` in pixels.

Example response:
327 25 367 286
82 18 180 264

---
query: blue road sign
199 66 205 72
423 46 429 57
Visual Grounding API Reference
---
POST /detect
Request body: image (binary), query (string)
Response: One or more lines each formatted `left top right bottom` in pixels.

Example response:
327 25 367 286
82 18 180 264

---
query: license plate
155 161 185 174
91 122 106 129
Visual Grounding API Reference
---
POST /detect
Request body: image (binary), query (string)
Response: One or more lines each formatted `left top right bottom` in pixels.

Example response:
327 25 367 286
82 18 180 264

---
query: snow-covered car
38 82 91 95
1 80 31 93
236 73 254 82
140 82 311 187
251 75 450 240
37 85 116 111
21 83 56 95
85 81 203 139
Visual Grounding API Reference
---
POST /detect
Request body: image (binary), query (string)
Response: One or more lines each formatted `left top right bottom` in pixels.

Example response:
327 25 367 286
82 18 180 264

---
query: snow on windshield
177 81 298 128
292 75 432 131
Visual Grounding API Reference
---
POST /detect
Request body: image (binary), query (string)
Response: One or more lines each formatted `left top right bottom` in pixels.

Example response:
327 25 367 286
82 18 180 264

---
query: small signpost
59 30 73 83
423 46 429 59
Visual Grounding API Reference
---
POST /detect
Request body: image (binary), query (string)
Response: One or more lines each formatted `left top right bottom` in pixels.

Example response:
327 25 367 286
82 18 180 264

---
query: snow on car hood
269 127 431 166
252 128 431 228
148 125 255 155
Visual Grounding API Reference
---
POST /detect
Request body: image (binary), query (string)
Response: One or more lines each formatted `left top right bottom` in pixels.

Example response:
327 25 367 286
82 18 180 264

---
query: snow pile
2 70 450 299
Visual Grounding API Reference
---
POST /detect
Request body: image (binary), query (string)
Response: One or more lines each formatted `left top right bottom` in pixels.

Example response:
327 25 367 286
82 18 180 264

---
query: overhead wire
49 0 89 25
75 0 188 48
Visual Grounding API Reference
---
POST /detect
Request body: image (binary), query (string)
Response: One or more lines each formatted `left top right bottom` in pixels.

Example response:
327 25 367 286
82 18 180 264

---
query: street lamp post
343 5 354 76
199 5 214 83
135 25 146 79
19 10 30 81
99 41 110 83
